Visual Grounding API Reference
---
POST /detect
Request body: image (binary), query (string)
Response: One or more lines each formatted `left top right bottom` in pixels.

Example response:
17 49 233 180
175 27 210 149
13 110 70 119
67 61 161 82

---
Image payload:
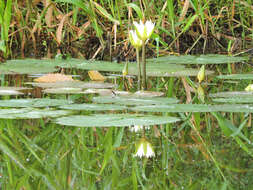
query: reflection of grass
0 61 253 189
1 70 253 189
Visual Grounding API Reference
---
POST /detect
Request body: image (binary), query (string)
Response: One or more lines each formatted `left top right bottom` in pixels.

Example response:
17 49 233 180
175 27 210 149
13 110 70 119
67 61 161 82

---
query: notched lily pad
54 114 180 127
92 96 179 106
131 104 253 113
0 98 73 108
59 103 127 111
0 108 72 119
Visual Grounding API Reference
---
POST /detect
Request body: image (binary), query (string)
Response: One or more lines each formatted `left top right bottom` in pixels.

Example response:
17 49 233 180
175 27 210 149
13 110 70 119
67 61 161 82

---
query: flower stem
142 43 147 90
136 48 141 90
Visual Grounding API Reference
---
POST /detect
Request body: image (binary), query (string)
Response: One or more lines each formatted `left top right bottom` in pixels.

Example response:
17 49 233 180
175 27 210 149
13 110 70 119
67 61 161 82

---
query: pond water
1 54 253 189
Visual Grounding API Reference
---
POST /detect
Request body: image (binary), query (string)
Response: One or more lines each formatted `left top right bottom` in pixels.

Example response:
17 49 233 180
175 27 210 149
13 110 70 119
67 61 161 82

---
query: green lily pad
209 91 253 98
131 104 253 113
0 98 72 108
72 60 185 72
43 88 84 94
54 114 180 127
146 69 214 77
92 96 179 106
212 97 253 104
0 87 32 96
59 103 127 111
0 108 72 119
147 54 248 65
1 59 58 74
83 89 131 96
216 74 253 80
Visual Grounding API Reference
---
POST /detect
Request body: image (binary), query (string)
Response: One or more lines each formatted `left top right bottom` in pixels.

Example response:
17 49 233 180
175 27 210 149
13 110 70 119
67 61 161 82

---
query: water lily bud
133 20 155 42
245 84 253 91
134 138 155 158
122 62 128 77
129 30 142 49
197 65 205 83
197 85 205 103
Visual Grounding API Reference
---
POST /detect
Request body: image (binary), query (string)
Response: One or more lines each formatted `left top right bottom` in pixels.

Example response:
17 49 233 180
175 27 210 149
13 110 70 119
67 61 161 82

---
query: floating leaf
0 108 72 119
209 91 253 98
92 96 179 106
216 74 253 80
34 73 74 83
59 103 127 111
0 87 31 95
146 69 214 77
83 89 131 96
55 114 180 127
88 70 106 81
212 97 253 104
27 81 117 89
131 104 253 113
134 91 164 97
0 59 58 74
43 88 84 94
147 54 248 65
0 98 72 108
74 61 186 74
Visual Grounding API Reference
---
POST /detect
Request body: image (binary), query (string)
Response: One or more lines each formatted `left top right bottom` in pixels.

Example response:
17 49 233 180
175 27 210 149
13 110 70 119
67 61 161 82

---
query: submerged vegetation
0 0 253 190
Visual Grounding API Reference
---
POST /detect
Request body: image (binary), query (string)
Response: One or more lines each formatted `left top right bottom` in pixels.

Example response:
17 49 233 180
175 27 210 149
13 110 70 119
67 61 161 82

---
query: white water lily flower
134 138 155 158
129 125 150 132
245 84 253 91
129 30 142 49
133 20 155 41
129 125 144 132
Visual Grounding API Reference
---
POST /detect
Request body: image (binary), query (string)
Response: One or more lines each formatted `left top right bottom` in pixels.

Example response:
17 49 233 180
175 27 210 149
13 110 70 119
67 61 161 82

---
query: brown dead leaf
88 71 106 81
34 73 74 83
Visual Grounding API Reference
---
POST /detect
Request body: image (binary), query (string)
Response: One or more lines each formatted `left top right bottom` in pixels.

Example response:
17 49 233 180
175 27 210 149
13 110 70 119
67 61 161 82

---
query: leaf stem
142 43 146 90
136 48 141 90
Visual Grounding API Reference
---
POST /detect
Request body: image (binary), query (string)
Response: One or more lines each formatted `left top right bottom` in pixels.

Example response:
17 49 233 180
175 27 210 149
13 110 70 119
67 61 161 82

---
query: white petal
146 143 155 158
145 20 155 38
134 143 145 157
134 20 145 39
129 125 143 132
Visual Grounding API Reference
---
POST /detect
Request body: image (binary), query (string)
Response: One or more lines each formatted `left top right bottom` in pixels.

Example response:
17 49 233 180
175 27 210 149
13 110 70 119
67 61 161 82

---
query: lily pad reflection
0 108 71 119
0 98 72 108
216 74 253 80
55 114 180 127
59 103 127 111
92 96 179 106
131 104 253 113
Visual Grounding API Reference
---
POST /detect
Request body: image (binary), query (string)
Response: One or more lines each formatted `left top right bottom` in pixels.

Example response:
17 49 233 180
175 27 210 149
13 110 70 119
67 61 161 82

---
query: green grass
0 111 253 189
